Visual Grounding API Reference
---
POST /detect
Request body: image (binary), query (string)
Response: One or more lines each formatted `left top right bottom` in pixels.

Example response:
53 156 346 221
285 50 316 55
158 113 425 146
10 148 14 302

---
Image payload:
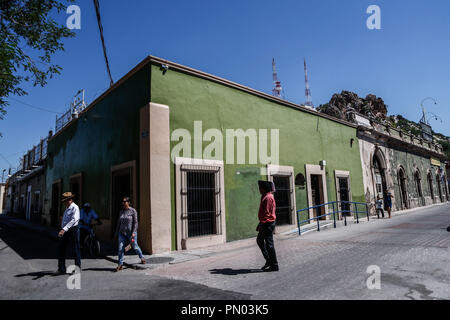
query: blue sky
1 0 449 174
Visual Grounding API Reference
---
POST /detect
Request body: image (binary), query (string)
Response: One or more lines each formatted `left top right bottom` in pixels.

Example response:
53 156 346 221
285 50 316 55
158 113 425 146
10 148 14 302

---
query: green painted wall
149 63 365 248
45 65 151 230
44 59 367 251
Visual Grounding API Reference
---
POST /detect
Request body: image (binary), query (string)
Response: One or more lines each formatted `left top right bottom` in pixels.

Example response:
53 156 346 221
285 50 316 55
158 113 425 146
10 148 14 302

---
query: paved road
1 203 449 300
148 203 450 300
0 218 248 300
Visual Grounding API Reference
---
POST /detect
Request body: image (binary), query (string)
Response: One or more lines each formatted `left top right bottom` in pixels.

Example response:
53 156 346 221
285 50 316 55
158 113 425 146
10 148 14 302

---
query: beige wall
139 102 172 254
358 139 396 213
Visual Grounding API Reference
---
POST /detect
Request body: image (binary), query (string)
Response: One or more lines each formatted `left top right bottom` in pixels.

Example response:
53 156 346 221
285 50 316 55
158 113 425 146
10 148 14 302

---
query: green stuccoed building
43 56 368 254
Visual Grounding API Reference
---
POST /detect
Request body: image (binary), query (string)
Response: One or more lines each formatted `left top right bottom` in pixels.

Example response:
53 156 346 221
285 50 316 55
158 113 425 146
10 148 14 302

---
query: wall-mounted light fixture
320 160 326 170
160 64 169 75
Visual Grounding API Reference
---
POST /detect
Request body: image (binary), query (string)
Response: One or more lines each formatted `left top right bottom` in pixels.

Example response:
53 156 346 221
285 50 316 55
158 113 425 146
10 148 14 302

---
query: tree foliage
0 0 75 122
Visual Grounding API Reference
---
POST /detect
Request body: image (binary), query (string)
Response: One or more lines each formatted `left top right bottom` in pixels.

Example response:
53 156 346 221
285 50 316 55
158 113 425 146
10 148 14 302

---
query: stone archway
414 168 424 206
372 149 388 202
436 173 443 203
397 166 408 210
427 170 435 203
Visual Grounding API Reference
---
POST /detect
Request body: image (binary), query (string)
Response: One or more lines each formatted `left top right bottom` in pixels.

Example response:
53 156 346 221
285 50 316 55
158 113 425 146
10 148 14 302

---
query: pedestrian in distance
256 180 279 272
384 191 393 219
56 192 81 275
114 197 146 272
376 195 384 219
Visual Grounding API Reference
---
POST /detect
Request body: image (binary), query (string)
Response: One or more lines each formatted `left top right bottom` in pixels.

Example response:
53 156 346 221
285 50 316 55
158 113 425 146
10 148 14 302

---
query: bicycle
81 222 102 258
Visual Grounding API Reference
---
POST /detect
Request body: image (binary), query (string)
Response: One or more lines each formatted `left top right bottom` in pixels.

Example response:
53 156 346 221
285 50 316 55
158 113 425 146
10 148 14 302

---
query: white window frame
175 157 226 250
267 164 296 228
334 170 352 217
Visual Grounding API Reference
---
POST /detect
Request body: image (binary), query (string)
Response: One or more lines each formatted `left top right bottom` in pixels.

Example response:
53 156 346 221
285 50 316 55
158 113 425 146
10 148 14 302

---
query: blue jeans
118 232 144 265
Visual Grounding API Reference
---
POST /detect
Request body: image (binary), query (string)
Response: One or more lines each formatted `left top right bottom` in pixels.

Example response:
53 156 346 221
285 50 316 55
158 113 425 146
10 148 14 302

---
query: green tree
0 0 75 126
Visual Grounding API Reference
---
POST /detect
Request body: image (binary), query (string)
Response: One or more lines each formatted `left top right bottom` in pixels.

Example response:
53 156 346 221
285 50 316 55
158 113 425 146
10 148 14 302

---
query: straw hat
61 192 76 202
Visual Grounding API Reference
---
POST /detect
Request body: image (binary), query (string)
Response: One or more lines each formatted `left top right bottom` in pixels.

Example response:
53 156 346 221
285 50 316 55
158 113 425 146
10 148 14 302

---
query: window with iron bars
271 172 294 226
180 164 222 238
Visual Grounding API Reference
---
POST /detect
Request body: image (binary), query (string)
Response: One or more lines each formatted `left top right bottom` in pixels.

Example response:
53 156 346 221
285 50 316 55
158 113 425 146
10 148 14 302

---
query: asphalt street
0 203 449 300
149 203 450 300
0 218 248 300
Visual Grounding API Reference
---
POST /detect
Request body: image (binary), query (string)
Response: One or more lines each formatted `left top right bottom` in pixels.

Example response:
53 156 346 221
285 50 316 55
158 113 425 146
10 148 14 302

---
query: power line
93 0 114 87
8 97 63 114
0 153 13 167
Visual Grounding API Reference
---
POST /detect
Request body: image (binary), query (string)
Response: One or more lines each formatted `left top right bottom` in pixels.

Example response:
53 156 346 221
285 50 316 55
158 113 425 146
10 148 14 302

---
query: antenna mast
304 58 313 108
272 58 283 98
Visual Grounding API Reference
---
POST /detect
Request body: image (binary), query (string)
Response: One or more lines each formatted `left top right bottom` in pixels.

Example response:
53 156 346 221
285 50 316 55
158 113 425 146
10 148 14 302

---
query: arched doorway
414 170 424 206
397 167 408 210
373 153 387 201
436 174 443 203
427 171 434 203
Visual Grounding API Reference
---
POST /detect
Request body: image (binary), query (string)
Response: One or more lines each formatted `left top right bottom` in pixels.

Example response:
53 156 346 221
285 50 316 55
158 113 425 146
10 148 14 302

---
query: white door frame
305 164 329 220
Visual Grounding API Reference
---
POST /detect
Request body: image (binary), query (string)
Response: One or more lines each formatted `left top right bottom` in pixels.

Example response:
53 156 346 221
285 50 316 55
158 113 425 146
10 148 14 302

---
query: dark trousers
256 222 278 267
376 208 384 218
58 226 81 272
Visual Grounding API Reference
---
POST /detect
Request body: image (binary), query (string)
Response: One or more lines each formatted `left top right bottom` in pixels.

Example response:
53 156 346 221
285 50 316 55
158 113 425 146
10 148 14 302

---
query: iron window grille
180 164 222 238
271 171 294 226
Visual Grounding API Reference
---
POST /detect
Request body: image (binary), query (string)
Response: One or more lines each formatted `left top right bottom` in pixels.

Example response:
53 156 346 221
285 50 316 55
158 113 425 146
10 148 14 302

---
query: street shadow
15 271 62 280
82 267 116 272
0 220 116 260
209 268 264 275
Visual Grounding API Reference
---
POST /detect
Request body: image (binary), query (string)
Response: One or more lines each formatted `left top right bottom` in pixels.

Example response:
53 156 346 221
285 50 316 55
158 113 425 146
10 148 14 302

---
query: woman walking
384 191 393 219
114 197 146 272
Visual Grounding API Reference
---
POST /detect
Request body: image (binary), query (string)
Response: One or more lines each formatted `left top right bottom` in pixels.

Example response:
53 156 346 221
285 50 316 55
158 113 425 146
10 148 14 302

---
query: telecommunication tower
272 58 283 98
304 58 313 108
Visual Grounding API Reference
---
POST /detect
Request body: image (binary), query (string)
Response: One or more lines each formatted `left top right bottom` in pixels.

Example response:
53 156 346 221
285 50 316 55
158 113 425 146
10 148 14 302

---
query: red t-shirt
258 192 276 223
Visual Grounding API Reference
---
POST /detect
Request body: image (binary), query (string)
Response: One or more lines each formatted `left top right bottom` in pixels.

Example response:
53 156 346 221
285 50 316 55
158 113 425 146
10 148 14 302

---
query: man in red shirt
256 180 279 272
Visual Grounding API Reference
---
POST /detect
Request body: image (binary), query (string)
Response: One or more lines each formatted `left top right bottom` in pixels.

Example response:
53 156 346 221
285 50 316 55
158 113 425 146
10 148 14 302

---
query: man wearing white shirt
57 192 81 274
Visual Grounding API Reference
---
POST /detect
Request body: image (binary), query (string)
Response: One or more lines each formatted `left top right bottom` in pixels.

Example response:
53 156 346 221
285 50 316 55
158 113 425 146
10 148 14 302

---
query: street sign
420 121 433 142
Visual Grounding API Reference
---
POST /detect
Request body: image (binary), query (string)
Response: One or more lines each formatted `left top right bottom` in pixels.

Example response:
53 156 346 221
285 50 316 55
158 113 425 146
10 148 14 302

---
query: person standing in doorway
256 180 279 272
114 197 146 272
384 191 393 219
376 195 384 219
56 192 81 275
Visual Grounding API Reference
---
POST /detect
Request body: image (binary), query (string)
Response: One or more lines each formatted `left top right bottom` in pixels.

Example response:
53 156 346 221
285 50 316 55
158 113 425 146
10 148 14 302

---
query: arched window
427 171 434 201
414 170 422 197
436 174 443 202
397 166 408 209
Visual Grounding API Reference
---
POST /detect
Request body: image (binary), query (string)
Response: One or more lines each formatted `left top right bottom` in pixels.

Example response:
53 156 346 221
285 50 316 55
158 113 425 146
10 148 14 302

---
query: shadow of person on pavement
14 271 63 280
82 267 116 272
209 268 264 275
